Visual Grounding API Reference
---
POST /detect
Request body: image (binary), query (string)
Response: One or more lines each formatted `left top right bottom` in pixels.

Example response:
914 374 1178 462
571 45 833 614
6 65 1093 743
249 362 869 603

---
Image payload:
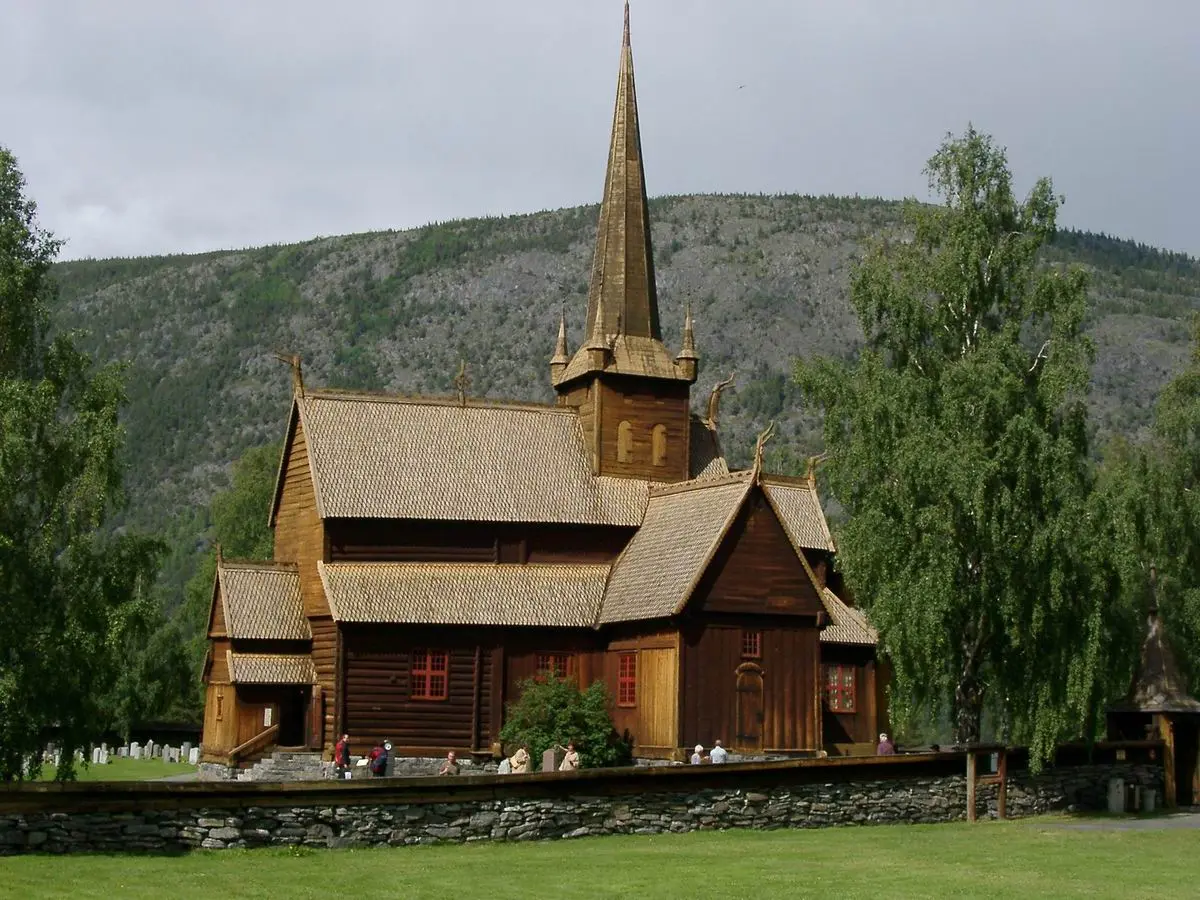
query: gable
689 488 825 617
207 575 227 638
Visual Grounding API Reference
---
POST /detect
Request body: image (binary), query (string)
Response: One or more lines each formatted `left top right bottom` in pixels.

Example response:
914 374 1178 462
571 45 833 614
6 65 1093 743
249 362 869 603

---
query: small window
652 424 667 467
618 420 633 463
617 652 637 707
412 649 450 701
823 664 856 713
536 653 572 680
263 707 273 728
742 630 762 659
215 689 224 722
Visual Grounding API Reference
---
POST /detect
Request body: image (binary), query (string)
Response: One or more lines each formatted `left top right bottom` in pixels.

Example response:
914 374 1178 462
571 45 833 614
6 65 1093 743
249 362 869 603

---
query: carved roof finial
454 360 471 406
753 420 777 479
273 351 304 398
804 453 828 489
623 0 631 47
677 300 698 361
705 371 736 428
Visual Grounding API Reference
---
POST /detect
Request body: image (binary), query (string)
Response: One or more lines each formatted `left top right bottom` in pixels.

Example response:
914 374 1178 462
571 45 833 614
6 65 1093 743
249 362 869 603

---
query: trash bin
1107 777 1125 814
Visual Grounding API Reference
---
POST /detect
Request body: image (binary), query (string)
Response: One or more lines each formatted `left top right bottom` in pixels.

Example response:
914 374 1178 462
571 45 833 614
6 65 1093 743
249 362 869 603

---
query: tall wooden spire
588 0 658 342
552 1 695 392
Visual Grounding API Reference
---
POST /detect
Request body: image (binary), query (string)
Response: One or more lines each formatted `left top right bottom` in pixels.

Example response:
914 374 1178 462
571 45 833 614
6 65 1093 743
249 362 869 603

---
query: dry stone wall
0 763 1159 854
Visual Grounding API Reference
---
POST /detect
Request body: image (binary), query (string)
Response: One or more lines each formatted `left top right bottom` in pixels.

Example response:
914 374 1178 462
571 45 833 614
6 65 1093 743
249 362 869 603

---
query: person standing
557 741 580 771
439 750 460 776
335 733 351 779
509 744 530 774
708 740 728 764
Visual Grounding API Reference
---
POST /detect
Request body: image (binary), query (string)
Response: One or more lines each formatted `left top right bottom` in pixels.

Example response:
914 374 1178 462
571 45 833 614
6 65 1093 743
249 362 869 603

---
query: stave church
200 4 886 768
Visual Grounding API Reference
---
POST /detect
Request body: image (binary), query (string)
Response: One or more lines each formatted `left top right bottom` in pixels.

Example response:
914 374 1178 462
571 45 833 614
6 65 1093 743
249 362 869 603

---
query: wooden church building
201 5 885 767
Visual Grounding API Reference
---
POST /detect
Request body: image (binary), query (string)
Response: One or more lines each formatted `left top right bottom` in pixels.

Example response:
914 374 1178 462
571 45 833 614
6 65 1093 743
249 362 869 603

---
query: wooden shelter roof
319 561 610 628
1116 612 1200 714
819 588 878 646
217 561 309 641
227 652 317 685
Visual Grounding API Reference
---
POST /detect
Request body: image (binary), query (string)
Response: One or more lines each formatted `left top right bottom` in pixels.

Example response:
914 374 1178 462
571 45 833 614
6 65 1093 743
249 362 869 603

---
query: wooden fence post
997 749 1008 820
966 751 977 823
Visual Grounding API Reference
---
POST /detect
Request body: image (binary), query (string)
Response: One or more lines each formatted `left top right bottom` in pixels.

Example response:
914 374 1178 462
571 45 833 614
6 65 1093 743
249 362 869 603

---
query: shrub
499 676 631 769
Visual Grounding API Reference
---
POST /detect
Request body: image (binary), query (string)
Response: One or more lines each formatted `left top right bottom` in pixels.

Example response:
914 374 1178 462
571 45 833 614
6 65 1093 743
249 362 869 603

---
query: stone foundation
0 762 1159 854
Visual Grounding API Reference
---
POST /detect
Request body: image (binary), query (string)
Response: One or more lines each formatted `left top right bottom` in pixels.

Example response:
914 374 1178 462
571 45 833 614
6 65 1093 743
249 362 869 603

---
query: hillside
49 194 1200 601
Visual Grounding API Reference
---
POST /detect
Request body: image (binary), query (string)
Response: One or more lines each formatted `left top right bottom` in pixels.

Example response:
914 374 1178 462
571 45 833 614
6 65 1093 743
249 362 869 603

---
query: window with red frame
411 649 449 701
617 652 637 707
536 653 572 679
742 630 762 659
823 664 856 713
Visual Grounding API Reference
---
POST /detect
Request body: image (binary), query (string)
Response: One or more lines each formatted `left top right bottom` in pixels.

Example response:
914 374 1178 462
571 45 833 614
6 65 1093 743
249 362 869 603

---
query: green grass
37 757 198 782
1 817 1196 899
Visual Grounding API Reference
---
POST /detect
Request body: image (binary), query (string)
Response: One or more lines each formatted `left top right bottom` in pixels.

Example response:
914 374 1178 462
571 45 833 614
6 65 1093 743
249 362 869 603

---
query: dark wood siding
341 626 496 754
596 376 691 482
311 617 337 752
819 645 878 747
273 419 329 618
680 618 820 753
696 490 825 617
326 520 634 565
208 586 227 638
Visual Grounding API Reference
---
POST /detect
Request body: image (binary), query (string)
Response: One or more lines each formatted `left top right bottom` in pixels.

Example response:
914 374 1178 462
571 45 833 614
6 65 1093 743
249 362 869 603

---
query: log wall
273 417 328 618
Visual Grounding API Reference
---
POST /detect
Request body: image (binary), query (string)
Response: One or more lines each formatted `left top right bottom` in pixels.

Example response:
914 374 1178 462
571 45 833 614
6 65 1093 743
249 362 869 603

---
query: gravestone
130 742 140 759
188 746 200 765
146 740 155 758
91 747 100 765
181 742 192 758
541 748 558 773
98 748 109 765
118 746 127 758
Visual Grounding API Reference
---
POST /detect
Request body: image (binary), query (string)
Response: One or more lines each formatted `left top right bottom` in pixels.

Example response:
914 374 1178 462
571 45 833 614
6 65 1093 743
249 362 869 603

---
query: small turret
675 301 698 382
550 309 570 382
585 291 611 371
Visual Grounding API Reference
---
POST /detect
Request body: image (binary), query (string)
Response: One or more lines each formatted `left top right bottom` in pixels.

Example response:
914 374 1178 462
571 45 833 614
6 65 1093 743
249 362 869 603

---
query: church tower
552 2 698 482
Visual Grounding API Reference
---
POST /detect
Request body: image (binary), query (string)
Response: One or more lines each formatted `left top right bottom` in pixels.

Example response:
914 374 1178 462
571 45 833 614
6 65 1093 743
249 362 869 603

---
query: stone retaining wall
0 762 1159 854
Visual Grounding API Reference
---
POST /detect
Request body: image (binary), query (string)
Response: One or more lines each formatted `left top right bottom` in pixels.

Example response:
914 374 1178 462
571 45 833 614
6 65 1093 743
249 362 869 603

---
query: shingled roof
819 588 878 646
1115 612 1200 714
319 561 610 628
762 477 836 552
600 472 754 623
217 561 309 641
227 652 316 685
293 393 650 526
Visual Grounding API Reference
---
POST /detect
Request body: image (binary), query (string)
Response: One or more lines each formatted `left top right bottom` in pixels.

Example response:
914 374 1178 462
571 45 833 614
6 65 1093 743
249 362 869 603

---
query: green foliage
795 128 1138 764
499 676 631 769
0 147 163 780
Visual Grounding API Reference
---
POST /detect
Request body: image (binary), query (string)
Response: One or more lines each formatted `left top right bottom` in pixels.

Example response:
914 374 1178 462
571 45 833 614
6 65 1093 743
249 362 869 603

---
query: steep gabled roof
290 391 651 526
761 475 836 553
1116 612 1200 714
820 588 878 646
217 561 309 641
228 652 316 685
599 472 754 623
319 561 610 628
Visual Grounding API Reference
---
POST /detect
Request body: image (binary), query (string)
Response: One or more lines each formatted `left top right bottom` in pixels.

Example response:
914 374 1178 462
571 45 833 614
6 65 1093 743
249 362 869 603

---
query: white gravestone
188 747 199 766
130 742 140 759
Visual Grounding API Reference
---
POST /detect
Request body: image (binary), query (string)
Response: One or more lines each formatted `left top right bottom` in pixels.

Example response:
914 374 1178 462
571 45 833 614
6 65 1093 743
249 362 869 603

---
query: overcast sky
3 0 1198 261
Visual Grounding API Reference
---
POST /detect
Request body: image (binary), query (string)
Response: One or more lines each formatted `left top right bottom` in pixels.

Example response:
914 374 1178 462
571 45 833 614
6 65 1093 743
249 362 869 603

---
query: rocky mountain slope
49 194 1200 600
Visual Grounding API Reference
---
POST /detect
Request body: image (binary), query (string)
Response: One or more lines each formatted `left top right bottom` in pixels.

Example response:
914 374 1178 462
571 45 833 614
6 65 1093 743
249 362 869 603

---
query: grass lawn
36 757 198 782
1 817 1195 899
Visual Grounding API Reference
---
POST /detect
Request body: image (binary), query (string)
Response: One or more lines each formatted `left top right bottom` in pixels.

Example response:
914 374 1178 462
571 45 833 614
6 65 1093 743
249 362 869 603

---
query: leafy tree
0 147 162 780
499 676 631 769
795 127 1135 763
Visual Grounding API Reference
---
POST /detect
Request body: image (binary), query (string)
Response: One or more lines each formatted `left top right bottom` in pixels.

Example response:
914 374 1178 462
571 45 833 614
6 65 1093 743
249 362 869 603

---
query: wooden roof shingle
599 472 754 624
761 477 836 552
217 561 309 641
297 393 650 526
319 561 610 628
227 652 316 685
819 588 878 646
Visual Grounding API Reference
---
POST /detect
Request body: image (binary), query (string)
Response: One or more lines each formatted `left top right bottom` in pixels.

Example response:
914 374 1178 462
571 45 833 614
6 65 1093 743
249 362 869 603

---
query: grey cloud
2 0 1197 260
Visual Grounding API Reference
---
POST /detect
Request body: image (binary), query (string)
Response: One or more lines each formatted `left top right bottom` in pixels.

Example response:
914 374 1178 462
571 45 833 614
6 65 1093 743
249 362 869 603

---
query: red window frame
536 653 572 680
617 652 637 707
411 649 449 701
823 664 856 713
742 630 762 659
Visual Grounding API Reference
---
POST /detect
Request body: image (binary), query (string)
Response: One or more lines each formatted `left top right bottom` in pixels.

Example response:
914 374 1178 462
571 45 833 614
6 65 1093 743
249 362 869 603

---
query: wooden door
637 648 679 751
735 663 764 753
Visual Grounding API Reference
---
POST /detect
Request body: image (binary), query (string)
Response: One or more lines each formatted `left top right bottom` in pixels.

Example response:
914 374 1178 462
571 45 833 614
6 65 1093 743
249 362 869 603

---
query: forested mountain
48 194 1200 603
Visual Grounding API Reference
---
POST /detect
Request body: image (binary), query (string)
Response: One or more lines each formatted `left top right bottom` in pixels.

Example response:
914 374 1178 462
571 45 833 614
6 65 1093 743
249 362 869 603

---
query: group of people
496 741 579 774
689 739 730 765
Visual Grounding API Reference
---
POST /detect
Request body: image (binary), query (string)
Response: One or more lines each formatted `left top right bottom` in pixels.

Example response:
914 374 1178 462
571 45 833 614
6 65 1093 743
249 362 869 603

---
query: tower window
618 420 633 463
652 424 667 467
